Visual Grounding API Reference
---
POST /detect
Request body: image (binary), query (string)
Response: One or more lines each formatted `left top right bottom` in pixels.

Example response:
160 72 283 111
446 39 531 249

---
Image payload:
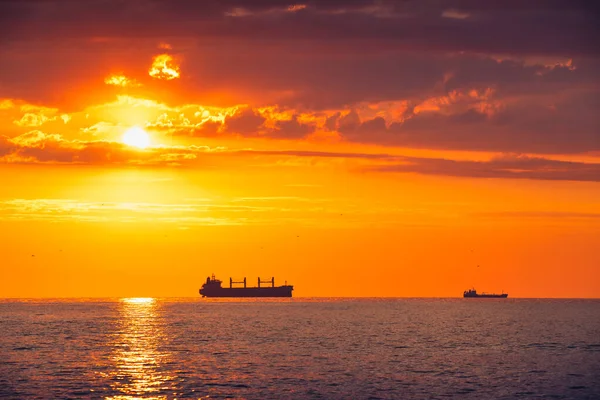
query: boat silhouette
199 274 294 298
463 288 508 298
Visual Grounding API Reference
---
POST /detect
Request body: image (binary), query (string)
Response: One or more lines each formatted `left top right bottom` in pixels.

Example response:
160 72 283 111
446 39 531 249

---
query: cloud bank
0 0 598 157
2 130 600 182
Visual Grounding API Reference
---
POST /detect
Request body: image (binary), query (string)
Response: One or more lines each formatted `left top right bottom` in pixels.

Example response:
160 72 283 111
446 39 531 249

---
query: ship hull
199 286 293 298
464 293 508 298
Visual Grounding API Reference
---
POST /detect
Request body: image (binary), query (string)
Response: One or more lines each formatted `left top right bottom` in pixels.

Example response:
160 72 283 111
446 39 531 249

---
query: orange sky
1 162 599 298
1 1 599 298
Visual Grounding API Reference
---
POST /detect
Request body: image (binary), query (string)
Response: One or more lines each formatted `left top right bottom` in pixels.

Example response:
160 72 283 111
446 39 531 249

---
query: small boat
463 288 508 298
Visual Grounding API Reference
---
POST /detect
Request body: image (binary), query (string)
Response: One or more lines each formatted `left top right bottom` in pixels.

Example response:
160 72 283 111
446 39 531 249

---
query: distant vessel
199 274 294 298
463 288 508 298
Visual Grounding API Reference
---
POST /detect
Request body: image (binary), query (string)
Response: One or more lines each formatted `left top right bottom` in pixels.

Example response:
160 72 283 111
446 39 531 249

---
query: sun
122 127 150 149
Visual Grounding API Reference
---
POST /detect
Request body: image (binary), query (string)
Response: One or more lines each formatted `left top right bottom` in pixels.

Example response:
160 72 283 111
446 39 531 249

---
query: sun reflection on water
122 297 155 304
106 298 175 400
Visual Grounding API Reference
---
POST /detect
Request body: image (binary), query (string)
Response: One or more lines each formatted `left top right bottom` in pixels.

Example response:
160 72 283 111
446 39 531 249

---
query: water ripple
0 298 599 399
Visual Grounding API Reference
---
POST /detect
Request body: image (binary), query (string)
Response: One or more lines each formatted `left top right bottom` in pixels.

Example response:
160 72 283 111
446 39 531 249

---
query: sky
0 0 599 298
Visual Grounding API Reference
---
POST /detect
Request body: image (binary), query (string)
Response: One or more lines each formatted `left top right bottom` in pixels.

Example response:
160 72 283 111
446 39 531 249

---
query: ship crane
230 277 247 288
257 277 275 288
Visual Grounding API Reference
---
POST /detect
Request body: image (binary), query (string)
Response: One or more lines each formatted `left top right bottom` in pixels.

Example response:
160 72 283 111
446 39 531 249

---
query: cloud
0 99 15 110
80 121 117 136
1 1 597 56
104 74 142 87
12 104 59 127
368 154 600 182
473 211 600 220
143 104 318 139
148 54 180 80
9 130 62 147
0 135 17 156
1 1 597 110
13 113 52 127
231 149 600 182
1 1 597 147
2 129 599 182
4 89 598 155
271 114 315 138
222 107 266 135
0 130 215 165
287 4 307 12
0 199 245 225
331 89 599 154
236 149 397 160
0 196 345 227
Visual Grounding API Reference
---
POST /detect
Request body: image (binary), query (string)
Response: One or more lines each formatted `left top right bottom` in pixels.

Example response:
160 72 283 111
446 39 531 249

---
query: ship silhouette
199 274 294 298
463 288 508 298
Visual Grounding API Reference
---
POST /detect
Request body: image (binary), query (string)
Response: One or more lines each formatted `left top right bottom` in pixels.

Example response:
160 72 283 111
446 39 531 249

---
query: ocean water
1 299 599 399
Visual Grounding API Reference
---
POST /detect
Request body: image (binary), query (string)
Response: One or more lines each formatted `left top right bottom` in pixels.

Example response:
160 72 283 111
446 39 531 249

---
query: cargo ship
199 274 294 298
463 288 508 298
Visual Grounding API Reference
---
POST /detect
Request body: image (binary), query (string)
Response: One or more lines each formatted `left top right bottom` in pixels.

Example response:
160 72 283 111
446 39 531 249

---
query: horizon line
1 296 599 300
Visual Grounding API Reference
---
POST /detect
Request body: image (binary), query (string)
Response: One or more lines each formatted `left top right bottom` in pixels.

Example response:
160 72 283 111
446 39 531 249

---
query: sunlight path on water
105 298 175 400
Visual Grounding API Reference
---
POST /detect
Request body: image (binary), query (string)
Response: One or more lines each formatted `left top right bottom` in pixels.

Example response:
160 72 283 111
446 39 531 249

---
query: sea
1 298 599 399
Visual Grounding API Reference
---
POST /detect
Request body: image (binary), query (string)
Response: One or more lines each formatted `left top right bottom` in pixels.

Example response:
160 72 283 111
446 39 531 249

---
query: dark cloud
1 4 597 111
271 115 315 138
194 121 222 137
325 113 341 131
0 135 18 156
473 211 600 219
236 149 397 160
337 111 361 132
236 149 600 182
369 154 600 182
162 112 316 139
335 113 389 137
0 0 598 154
334 89 600 153
1 1 597 56
222 108 266 135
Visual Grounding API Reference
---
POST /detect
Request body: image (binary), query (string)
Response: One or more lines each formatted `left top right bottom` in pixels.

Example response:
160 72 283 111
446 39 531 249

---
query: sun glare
122 127 150 149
